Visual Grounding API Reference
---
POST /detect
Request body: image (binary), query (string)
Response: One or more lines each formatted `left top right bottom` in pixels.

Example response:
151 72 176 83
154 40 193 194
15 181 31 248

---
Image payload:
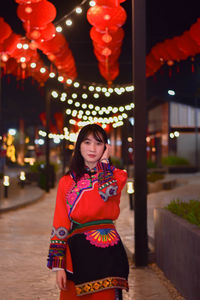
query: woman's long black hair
68 124 108 180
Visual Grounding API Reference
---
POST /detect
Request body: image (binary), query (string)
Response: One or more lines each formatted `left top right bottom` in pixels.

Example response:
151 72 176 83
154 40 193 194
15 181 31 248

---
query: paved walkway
1 171 200 299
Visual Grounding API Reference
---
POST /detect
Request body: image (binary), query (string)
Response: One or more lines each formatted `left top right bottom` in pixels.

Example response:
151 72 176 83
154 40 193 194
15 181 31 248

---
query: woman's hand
56 269 68 290
100 144 111 161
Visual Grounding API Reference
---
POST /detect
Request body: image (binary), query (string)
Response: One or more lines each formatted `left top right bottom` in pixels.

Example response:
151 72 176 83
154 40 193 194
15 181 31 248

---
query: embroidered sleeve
96 162 118 201
96 162 128 202
47 177 71 270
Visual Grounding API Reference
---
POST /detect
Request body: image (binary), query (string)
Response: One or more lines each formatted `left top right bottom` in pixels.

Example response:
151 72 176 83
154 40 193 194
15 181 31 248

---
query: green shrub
147 160 157 169
162 156 190 166
147 173 164 182
166 199 200 227
110 156 123 169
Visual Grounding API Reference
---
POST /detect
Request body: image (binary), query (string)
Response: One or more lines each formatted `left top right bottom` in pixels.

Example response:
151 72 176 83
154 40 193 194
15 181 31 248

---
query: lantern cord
54 0 88 26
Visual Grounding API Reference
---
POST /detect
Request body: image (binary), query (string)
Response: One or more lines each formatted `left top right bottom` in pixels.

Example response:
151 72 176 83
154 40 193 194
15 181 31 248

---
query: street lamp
3 175 10 198
19 171 26 188
127 180 134 210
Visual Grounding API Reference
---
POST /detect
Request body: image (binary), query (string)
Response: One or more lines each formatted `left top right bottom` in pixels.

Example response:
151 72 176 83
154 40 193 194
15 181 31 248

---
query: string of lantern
87 0 127 84
146 18 200 77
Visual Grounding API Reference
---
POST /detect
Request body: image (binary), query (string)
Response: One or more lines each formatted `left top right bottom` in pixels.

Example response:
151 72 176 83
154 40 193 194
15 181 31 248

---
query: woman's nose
90 143 96 151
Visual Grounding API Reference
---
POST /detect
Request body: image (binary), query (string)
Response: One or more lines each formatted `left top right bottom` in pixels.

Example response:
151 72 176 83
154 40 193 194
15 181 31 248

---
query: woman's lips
88 154 96 158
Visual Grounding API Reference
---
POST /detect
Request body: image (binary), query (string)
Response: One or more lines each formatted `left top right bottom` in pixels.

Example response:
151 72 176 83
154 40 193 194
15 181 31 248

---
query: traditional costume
47 162 129 300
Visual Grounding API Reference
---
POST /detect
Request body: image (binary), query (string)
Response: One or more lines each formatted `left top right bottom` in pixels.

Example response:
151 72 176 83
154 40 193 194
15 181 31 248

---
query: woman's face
80 133 105 169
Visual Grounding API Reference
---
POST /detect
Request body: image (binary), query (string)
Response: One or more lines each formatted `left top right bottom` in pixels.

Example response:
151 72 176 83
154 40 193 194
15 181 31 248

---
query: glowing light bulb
40 67 46 73
30 62 36 68
20 57 26 63
74 82 80 88
89 1 96 6
56 26 62 32
66 79 72 85
68 99 73 104
52 91 58 98
66 19 72 26
89 86 95 91
17 43 22 49
49 72 55 78
76 7 82 14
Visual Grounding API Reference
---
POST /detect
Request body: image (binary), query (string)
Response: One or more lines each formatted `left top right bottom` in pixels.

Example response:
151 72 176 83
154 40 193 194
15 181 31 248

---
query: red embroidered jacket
47 162 127 271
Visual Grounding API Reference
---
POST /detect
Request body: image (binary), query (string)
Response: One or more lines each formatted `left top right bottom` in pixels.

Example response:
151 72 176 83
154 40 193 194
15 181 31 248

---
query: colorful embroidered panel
51 226 69 239
84 228 120 248
75 277 129 296
66 173 97 218
47 242 66 269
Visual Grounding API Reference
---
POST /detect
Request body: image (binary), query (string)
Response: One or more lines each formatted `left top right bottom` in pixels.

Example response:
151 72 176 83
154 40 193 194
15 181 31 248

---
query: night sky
1 0 200 130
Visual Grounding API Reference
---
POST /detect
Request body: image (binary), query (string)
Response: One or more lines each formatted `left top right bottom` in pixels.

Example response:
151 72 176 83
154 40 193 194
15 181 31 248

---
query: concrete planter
154 208 200 300
148 179 176 193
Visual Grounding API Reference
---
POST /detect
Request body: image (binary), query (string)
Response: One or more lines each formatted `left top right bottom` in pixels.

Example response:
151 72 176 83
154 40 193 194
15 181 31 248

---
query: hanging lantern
26 23 56 41
17 0 56 28
95 0 126 7
15 0 42 3
87 5 127 31
0 18 12 43
3 33 21 55
90 27 124 46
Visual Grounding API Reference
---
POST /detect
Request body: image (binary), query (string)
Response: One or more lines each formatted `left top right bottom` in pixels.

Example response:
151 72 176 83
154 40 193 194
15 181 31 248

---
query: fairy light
82 103 87 109
66 109 71 115
75 102 80 107
17 43 22 49
76 7 82 14
96 87 101 92
93 93 99 98
88 104 94 109
89 86 95 91
66 79 72 85
119 106 125 112
72 110 77 117
66 19 72 26
105 92 110 97
58 76 64 82
40 67 46 73
56 26 62 32
30 62 36 68
72 93 77 99
20 57 26 63
68 99 73 104
49 72 55 78
52 91 58 98
89 1 96 7
23 44 29 50
82 93 88 99
74 82 80 88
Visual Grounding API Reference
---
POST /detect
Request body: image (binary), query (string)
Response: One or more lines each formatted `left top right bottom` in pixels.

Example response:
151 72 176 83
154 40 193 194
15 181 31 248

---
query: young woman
47 124 129 300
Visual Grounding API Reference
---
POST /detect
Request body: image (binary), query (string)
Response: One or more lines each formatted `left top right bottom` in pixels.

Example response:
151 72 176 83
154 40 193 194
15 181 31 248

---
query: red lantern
37 33 68 54
17 0 56 28
87 5 127 31
90 27 124 46
99 62 119 82
146 53 162 72
189 18 200 46
3 33 21 55
95 0 126 7
54 112 64 134
15 0 42 3
0 18 12 43
25 23 56 41
174 33 198 57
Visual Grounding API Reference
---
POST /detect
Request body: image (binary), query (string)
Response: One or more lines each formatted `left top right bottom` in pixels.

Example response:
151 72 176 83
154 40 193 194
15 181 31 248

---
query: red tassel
169 67 172 77
192 63 195 73
176 65 180 73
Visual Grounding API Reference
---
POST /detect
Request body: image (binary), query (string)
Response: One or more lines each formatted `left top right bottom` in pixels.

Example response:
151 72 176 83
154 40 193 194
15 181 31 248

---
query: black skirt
66 222 129 296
